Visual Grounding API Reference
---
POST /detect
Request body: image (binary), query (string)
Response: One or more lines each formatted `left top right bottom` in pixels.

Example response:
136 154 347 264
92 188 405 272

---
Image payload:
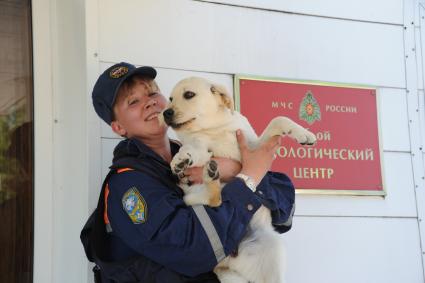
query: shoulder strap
91 170 117 262
80 169 115 263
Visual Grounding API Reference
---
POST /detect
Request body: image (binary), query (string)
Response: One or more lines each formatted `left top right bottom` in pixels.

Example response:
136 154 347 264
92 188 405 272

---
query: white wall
33 0 55 282
195 0 404 24
86 0 425 282
98 1 405 89
32 0 425 282
33 0 89 283
49 0 89 281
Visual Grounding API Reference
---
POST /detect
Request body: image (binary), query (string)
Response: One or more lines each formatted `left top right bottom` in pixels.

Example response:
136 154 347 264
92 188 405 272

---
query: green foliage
0 106 28 204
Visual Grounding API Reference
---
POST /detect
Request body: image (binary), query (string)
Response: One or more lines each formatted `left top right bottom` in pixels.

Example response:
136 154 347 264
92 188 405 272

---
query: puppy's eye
169 97 173 102
183 91 196 99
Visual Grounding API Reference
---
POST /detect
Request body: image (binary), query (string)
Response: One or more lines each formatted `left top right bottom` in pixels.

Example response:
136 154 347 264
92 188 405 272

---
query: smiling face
111 76 168 140
162 77 234 133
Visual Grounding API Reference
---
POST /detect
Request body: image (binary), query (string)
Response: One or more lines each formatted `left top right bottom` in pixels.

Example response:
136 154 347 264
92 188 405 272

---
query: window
0 0 33 282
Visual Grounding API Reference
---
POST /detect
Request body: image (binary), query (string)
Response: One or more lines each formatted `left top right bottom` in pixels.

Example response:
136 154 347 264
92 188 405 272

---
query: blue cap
92 62 157 124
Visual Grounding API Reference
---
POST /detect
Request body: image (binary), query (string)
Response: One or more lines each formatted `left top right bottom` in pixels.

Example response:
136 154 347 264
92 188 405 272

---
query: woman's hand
181 130 280 186
213 157 242 182
181 166 203 185
237 129 281 185
182 157 242 184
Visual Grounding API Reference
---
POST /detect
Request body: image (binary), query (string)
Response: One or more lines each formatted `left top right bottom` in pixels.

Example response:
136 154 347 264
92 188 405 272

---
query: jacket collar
112 137 180 166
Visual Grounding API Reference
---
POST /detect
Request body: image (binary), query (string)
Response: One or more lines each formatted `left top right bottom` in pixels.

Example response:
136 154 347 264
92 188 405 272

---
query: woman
81 62 295 283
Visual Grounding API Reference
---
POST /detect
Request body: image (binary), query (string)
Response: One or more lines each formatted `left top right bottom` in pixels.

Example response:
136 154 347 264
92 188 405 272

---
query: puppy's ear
211 84 234 112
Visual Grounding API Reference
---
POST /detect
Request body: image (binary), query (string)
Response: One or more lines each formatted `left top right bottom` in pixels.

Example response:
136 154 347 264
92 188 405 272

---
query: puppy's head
161 77 234 132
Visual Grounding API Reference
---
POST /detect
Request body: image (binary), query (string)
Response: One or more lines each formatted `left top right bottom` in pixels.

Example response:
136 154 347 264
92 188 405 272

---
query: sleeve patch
122 187 148 224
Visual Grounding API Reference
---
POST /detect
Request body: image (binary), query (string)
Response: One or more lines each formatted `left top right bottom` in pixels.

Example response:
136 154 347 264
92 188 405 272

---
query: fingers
212 157 242 182
262 135 281 152
236 130 248 153
183 167 203 184
269 135 282 147
271 137 281 160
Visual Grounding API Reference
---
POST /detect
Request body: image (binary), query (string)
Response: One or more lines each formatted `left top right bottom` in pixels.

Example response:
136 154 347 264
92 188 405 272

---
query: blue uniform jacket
105 138 295 277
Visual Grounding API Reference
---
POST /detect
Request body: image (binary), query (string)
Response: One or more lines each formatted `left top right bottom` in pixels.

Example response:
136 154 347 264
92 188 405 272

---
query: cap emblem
109 66 129 79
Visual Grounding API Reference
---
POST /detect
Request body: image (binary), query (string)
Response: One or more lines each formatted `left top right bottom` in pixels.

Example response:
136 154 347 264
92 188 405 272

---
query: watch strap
236 173 257 192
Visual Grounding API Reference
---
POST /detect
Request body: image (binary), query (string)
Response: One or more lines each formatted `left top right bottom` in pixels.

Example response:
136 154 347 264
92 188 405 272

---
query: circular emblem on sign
299 91 321 125
109 66 129 79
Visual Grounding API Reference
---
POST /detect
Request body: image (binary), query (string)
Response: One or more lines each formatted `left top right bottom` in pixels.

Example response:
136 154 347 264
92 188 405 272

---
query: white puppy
161 77 316 283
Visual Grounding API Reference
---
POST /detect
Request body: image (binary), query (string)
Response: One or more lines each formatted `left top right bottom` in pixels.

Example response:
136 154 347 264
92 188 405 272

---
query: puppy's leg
258 116 316 146
203 160 222 207
228 230 285 283
182 161 222 207
171 144 212 177
183 184 213 206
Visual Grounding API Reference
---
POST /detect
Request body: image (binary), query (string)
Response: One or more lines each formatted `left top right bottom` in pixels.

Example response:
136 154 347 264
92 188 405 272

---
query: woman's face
111 79 168 140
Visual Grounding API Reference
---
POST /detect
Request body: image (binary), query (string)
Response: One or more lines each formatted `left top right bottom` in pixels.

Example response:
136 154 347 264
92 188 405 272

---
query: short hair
111 75 160 122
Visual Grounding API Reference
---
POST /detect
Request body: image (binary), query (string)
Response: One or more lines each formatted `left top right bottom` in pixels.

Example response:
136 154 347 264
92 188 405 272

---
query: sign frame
234 74 387 196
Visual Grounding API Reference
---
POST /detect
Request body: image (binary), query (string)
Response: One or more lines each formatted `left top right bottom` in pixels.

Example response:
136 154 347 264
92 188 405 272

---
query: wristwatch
236 173 257 192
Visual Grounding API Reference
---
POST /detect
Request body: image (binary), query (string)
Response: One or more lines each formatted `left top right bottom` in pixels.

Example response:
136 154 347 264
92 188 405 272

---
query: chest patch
122 187 147 224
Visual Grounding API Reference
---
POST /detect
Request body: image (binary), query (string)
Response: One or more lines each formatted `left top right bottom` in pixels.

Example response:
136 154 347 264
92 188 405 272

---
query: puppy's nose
163 108 174 124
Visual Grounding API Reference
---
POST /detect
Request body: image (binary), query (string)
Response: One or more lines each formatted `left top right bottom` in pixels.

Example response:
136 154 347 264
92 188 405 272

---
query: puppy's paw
287 127 317 146
171 150 193 177
203 160 220 182
203 160 222 207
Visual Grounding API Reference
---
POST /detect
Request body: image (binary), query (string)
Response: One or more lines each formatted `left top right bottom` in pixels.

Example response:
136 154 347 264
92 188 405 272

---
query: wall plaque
235 75 385 196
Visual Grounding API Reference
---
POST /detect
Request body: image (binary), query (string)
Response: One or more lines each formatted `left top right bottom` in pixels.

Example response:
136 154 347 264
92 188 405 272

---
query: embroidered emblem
299 91 321 125
110 66 129 79
122 187 147 224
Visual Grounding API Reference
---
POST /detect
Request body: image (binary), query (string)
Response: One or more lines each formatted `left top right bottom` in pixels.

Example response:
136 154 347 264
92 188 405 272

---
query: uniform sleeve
107 170 262 277
255 171 295 233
